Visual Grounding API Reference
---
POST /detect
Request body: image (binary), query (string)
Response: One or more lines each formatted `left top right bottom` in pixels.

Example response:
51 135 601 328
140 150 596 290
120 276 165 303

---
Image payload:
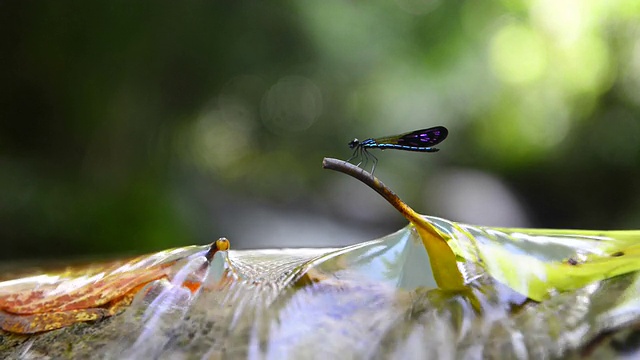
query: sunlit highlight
491 24 547 85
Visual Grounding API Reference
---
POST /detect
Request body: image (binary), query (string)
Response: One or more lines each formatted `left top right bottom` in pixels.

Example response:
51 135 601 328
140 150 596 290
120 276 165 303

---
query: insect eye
348 139 359 148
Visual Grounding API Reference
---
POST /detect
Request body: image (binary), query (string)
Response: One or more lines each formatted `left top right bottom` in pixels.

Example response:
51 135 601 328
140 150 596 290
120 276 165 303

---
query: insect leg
346 147 360 163
369 151 378 175
361 148 370 170
355 147 366 167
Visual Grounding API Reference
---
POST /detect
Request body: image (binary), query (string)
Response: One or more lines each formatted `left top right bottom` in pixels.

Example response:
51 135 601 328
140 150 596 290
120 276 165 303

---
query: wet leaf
420 216 640 301
0 198 638 358
0 242 225 334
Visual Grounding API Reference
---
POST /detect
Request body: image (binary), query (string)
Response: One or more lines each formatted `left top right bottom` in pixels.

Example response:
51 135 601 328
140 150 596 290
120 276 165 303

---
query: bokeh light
261 76 323 134
491 23 547 85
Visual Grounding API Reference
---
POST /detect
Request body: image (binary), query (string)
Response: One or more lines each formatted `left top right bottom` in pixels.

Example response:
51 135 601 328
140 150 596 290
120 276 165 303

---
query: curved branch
321 158 422 225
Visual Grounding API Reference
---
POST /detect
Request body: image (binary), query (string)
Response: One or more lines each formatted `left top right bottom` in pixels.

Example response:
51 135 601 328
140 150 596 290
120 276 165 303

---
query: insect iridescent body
347 126 448 173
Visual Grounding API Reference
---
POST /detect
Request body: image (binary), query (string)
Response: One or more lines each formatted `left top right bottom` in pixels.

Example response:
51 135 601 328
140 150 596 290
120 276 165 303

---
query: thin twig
322 157 423 225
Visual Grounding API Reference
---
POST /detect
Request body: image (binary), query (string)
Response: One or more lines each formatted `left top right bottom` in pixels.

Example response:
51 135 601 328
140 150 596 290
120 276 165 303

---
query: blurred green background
2 1 640 260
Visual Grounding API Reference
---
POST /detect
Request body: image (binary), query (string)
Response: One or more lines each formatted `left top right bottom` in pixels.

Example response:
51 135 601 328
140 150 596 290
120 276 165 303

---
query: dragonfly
346 126 448 174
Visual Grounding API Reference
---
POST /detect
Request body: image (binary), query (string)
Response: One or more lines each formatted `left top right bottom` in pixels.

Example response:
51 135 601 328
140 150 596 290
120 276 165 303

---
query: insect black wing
375 126 448 147
347 126 448 172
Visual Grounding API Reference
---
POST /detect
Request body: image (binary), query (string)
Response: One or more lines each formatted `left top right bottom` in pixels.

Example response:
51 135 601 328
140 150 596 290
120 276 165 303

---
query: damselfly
347 126 448 173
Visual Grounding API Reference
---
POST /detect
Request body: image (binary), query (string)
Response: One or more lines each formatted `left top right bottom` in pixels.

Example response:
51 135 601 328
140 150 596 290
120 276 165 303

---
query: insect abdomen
365 143 440 152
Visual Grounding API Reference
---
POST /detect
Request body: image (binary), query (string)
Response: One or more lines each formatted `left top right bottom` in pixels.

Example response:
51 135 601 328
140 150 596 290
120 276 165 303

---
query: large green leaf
420 215 640 301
